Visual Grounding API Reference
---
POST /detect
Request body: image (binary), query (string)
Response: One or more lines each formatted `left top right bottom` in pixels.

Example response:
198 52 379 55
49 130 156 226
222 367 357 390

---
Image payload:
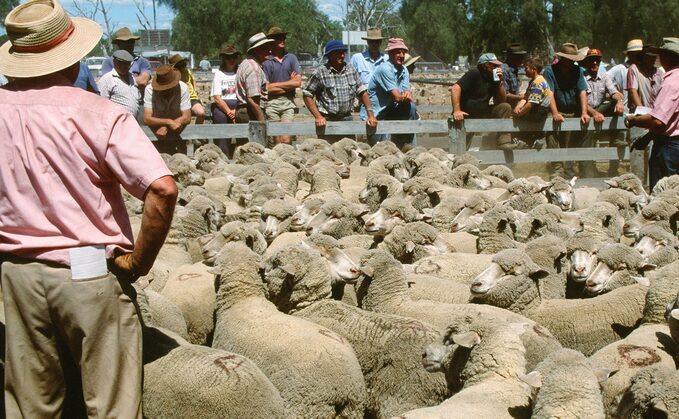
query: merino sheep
565 233 603 298
643 260 679 323
573 201 625 243
378 222 454 263
368 154 410 182
166 153 205 187
502 178 549 212
136 288 189 339
596 188 641 221
616 365 679 419
470 249 649 355
451 153 481 168
259 198 297 242
652 174 679 195
427 197 465 233
410 253 494 285
199 221 268 265
635 224 679 268
481 164 515 183
211 243 368 418
402 177 444 211
358 174 405 212
331 137 364 165
476 204 524 254
363 141 403 166
193 143 228 172
306 198 368 239
522 348 607 419
526 235 568 299
303 160 343 200
545 176 577 211
142 326 288 419
450 193 496 233
605 173 650 206
363 197 422 236
409 152 451 180
446 163 491 189
356 249 562 370
517 203 581 242
584 243 654 296
623 199 677 239
232 142 268 165
403 315 532 418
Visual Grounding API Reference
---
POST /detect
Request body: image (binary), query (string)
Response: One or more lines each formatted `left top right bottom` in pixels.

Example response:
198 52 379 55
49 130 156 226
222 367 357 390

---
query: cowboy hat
404 53 421 67
361 28 385 41
168 53 186 65
219 44 240 56
0 0 102 78
112 27 140 42
266 27 288 38
647 37 679 56
555 43 586 61
625 39 643 54
152 64 181 91
506 43 527 55
247 32 274 53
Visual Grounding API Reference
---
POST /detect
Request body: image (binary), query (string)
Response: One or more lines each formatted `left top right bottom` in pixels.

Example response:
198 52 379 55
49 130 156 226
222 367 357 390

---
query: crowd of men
0 1 678 417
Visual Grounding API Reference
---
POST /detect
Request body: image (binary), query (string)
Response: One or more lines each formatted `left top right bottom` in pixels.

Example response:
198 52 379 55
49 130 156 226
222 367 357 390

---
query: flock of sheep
122 138 679 418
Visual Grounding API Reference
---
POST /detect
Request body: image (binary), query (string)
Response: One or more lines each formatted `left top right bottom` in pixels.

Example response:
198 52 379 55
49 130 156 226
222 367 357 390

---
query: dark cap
506 43 527 55
112 49 134 62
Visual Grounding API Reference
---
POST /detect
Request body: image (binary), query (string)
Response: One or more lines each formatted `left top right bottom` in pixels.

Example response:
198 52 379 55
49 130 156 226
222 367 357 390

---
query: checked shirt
303 62 367 116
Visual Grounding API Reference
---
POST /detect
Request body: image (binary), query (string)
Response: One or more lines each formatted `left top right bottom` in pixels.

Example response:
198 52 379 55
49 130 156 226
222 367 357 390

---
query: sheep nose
623 223 630 230
365 221 374 227
586 279 595 287
575 266 585 273
349 267 361 275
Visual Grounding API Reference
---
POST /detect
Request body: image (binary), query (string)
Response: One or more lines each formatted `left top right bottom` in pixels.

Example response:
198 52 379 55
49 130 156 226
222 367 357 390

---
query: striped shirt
236 57 268 108
303 62 366 116
97 69 142 117
626 64 665 108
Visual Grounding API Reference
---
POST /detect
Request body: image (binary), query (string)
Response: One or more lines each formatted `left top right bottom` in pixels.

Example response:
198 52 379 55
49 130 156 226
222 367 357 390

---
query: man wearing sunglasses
263 26 301 146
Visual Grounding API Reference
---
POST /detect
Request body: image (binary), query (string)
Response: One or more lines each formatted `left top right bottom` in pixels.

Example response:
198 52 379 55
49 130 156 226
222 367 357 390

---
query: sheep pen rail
143 116 645 182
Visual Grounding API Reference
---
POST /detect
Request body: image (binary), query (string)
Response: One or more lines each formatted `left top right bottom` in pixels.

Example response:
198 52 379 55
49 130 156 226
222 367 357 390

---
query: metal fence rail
145 116 643 178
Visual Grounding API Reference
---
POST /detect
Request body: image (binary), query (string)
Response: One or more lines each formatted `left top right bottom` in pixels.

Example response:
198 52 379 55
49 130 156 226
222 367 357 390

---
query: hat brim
555 52 586 62
404 55 421 67
362 36 385 41
152 70 181 91
268 32 288 37
247 38 274 52
385 46 409 52
324 47 348 57
0 17 102 78
647 46 679 56
114 35 140 41
507 50 527 55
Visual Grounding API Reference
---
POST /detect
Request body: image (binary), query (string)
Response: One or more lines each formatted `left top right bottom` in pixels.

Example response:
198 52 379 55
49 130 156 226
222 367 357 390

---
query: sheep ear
529 268 550 281
426 185 443 194
569 176 578 187
207 266 221 275
604 179 619 188
638 263 657 273
509 322 530 336
452 331 481 348
280 264 297 276
594 368 617 383
420 208 433 221
360 265 374 277
405 241 416 253
633 276 651 287
519 371 542 388
532 218 545 229
602 214 613 227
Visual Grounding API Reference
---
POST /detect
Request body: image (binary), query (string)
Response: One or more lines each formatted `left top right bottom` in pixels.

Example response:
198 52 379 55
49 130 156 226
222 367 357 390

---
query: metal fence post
248 121 267 146
448 118 466 156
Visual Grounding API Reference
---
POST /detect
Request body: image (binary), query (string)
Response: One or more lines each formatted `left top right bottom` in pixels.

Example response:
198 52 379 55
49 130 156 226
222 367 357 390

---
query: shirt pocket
325 80 336 99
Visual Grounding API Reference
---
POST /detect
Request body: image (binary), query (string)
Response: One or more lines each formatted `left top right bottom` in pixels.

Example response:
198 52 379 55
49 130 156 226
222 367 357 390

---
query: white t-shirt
143 81 191 110
211 70 237 101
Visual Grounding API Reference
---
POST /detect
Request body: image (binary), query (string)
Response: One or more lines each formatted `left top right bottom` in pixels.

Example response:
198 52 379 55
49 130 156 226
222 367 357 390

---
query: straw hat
0 0 102 78
247 32 274 53
168 53 186 65
555 43 586 61
112 27 140 42
361 28 385 41
625 39 643 54
404 53 420 67
152 64 181 91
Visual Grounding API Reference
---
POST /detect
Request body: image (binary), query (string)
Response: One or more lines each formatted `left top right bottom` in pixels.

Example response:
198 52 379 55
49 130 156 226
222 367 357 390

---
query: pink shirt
650 68 679 137
0 78 172 266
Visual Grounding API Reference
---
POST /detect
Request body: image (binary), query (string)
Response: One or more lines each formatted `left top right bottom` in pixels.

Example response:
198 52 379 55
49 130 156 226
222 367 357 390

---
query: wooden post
248 121 267 146
448 118 466 156
186 140 194 157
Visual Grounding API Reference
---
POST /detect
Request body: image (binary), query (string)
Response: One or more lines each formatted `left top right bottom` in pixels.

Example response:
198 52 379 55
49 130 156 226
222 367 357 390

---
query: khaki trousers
1 258 142 419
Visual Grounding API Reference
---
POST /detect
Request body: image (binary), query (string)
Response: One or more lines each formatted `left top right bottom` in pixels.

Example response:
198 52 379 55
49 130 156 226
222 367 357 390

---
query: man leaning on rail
0 0 178 416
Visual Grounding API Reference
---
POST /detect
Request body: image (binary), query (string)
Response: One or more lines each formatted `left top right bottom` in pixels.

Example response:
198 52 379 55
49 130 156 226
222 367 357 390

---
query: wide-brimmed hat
168 53 186 66
647 37 679 57
625 39 643 54
220 44 240 56
152 64 181 91
478 53 502 66
0 0 102 78
266 27 287 38
362 28 385 41
506 43 527 55
324 39 347 57
247 32 274 53
404 53 420 67
112 27 140 42
112 49 134 63
555 43 586 62
385 38 408 52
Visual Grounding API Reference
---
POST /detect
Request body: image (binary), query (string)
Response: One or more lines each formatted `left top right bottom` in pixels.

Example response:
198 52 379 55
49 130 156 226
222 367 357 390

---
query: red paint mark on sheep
213 354 244 382
617 344 661 367
177 273 202 281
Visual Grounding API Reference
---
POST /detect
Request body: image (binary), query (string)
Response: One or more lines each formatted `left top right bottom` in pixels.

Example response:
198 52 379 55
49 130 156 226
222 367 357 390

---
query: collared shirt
143 81 191 114
179 68 199 101
97 68 142 116
368 59 410 117
262 53 301 99
607 62 630 109
101 55 151 79
543 64 588 113
303 62 366 116
236 57 268 108
627 64 665 108
0 79 171 266
584 70 619 107
351 50 386 86
650 68 679 137
501 63 520 95
199 59 211 71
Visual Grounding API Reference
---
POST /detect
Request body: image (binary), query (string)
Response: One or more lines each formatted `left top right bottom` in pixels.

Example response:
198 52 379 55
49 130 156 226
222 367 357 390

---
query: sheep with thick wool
635 224 679 268
211 242 368 418
259 198 298 242
446 163 492 189
378 221 454 263
526 235 568 299
306 197 368 239
368 154 410 182
358 174 405 212
402 176 445 211
583 243 655 296
616 365 679 419
476 204 524 254
516 203 580 242
503 178 549 212
450 193 496 233
199 221 267 265
596 187 642 221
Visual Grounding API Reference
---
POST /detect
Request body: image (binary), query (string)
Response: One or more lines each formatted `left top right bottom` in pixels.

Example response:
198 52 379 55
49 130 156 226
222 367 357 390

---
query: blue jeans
649 137 679 190
369 102 418 147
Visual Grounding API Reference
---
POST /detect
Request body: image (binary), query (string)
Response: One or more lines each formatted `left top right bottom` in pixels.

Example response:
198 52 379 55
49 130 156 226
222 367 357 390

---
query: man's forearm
130 175 178 275
579 91 589 116
303 96 323 119
247 96 266 121
213 96 231 114
144 111 174 128
176 110 191 126
629 88 642 108
494 84 507 104
451 85 462 112
359 91 375 118
135 72 151 88
268 77 302 95
628 114 666 133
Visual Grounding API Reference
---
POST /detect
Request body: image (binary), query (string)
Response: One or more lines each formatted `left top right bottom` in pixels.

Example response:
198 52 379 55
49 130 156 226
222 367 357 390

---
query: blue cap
477 53 502 65
324 40 348 57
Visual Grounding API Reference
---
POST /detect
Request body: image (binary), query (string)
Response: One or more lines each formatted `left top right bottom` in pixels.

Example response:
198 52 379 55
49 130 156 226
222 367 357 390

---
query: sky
58 0 345 34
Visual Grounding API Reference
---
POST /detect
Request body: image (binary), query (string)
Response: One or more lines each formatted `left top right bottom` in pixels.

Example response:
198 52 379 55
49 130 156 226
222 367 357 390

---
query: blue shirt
262 53 301 99
542 64 588 114
101 55 151 79
74 62 100 94
352 51 386 120
368 59 410 117
501 63 520 94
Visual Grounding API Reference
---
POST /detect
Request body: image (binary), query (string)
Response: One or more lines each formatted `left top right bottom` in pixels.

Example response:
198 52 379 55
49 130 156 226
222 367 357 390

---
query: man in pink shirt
0 1 177 417
626 37 679 189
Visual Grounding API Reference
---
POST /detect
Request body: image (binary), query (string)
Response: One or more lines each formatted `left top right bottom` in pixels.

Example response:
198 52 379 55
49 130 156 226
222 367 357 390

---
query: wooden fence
143 116 644 179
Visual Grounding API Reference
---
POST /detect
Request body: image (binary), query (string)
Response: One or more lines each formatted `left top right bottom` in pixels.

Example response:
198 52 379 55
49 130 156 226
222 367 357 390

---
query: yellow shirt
180 69 198 101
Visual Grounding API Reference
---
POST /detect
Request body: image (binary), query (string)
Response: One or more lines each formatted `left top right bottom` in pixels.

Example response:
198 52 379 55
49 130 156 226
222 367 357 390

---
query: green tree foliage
169 0 341 57
345 0 404 35
1 0 19 25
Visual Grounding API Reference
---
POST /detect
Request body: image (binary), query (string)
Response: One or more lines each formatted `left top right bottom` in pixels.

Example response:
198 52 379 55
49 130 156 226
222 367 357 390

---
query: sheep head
566 235 602 283
585 243 655 295
363 198 421 236
402 177 443 211
258 198 297 242
290 198 324 231
450 194 495 233
604 173 649 207
634 224 679 266
449 164 491 190
305 199 369 238
624 200 675 239
303 234 362 284
546 176 577 211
